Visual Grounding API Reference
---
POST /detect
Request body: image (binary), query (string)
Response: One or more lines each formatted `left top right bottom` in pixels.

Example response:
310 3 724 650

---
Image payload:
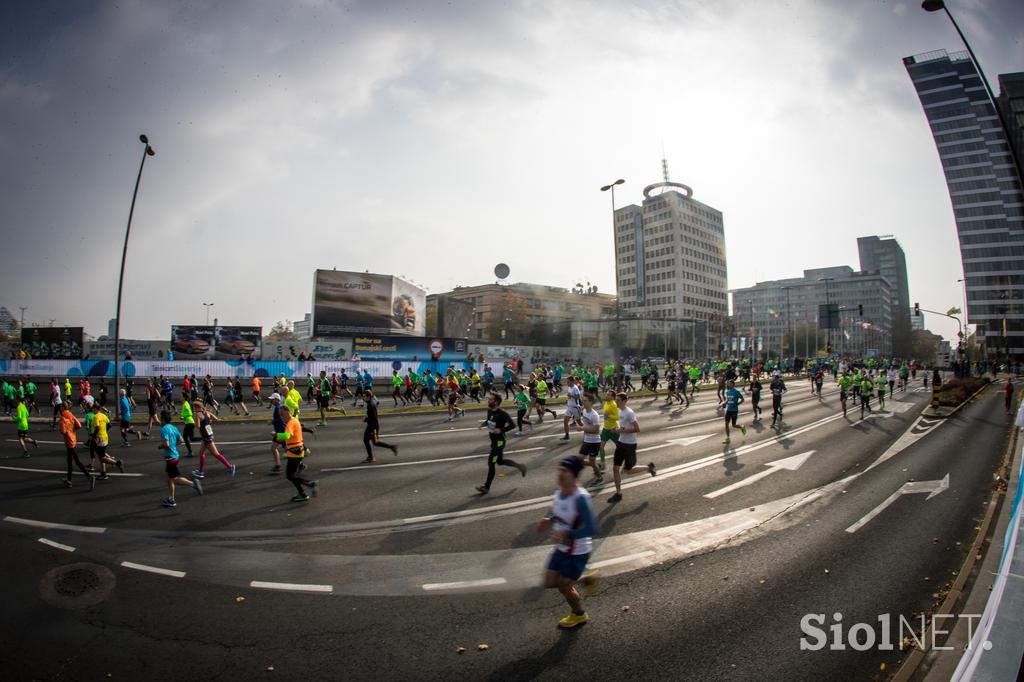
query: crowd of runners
5 354 978 627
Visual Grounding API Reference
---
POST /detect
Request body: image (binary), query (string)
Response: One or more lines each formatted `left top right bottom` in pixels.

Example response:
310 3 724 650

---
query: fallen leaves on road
824 569 830 574
477 644 489 651
235 596 245 603
456 647 466 654
266 665 274 672
622 605 630 612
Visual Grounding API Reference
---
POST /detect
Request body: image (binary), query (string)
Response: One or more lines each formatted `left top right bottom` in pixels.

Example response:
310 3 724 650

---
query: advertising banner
84 340 170 360
351 336 468 361
213 326 262 360
171 326 262 360
312 270 426 337
21 327 83 359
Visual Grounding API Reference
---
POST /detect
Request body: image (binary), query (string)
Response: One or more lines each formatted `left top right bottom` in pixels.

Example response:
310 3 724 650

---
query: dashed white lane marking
320 447 545 472
588 550 656 569
4 516 106 534
38 537 75 552
0 465 143 477
121 561 186 578
422 577 507 591
250 580 333 593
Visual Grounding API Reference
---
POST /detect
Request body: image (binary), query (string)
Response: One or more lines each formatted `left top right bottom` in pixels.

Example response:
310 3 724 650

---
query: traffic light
914 302 920 316
858 304 864 316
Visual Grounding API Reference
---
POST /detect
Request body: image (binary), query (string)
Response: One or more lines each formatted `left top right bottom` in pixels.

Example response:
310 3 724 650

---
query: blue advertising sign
351 336 469 361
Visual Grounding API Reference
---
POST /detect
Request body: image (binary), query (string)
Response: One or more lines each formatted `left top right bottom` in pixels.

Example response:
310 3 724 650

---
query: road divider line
4 515 106 534
38 537 75 552
589 550 655 569
120 561 186 578
0 465 143 477
422 577 507 591
321 447 545 472
250 580 333 593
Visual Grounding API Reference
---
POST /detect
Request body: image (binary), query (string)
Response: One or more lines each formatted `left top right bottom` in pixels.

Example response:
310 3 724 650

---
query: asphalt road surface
0 378 1011 681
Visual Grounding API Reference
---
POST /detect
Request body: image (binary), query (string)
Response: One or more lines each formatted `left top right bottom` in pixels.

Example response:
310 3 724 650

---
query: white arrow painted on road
845 473 950 533
703 450 815 499
638 434 713 453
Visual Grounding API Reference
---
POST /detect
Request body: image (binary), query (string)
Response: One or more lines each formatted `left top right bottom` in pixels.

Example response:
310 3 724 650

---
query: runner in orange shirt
275 406 318 502
252 374 263 407
58 403 94 490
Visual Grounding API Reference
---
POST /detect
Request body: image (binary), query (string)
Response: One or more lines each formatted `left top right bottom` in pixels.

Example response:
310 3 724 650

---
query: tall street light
921 1 1024 188
601 178 625 351
113 134 156 419
781 286 793 359
203 302 215 326
18 306 27 332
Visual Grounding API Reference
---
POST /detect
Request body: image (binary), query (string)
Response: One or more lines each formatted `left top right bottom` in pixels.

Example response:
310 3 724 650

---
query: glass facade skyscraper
904 50 1024 357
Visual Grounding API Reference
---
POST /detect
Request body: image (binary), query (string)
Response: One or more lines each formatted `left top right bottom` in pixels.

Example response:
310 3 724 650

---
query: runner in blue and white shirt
560 376 584 441
537 456 599 629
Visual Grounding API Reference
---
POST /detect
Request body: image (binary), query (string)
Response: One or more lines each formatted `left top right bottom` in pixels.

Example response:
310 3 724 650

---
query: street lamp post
113 135 156 420
747 298 755 361
781 287 792 360
203 302 214 326
18 306 26 334
921 1 1024 189
601 178 626 353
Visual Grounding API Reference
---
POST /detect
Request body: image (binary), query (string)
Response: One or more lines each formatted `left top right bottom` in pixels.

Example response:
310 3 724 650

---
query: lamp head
146 146 155 156
600 184 612 192
139 134 149 144
921 0 945 11
614 178 625 186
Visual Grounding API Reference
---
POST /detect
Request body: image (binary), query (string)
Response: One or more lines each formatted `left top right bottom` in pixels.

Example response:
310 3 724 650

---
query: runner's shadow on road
595 500 648 537
485 626 580 682
373 489 516 554
721 452 744 477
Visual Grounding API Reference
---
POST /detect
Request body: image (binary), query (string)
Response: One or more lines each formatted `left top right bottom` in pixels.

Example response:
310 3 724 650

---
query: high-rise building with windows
857 236 911 355
904 50 1024 357
613 166 728 349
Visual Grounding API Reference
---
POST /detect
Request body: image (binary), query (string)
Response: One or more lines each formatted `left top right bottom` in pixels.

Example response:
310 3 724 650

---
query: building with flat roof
613 162 728 350
436 282 615 345
731 266 894 359
904 50 1024 358
857 236 911 355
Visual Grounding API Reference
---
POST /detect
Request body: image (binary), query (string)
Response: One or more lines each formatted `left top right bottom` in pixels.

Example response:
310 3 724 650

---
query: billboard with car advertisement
170 325 261 359
312 270 426 338
21 327 84 359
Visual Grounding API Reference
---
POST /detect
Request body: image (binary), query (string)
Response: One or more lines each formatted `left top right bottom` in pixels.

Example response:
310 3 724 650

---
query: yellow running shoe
581 571 599 597
558 612 589 628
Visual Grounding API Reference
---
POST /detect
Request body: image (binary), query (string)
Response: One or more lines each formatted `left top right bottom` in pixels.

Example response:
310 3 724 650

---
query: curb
891 383 1010 681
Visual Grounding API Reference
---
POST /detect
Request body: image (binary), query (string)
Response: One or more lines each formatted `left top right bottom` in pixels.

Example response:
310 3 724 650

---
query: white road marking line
0 465 143 477
639 434 713 452
38 537 75 552
4 515 106 534
422 577 507 591
527 433 565 439
703 451 815 499
588 550 655 569
321 447 545 472
845 474 950 533
120 561 186 578
381 426 479 438
250 580 333 593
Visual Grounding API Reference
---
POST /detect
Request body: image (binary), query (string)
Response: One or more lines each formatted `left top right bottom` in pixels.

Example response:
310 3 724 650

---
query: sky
1 0 1023 344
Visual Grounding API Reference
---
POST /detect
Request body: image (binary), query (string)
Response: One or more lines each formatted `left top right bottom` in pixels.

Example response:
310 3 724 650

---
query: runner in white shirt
576 394 604 482
886 368 898 399
608 392 656 504
50 378 63 429
560 377 584 441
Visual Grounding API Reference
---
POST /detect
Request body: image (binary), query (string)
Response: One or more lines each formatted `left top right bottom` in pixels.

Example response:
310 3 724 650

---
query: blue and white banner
0 358 490 379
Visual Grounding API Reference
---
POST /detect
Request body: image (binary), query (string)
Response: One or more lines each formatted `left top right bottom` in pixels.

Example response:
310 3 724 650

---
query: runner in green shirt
14 397 37 456
514 385 532 435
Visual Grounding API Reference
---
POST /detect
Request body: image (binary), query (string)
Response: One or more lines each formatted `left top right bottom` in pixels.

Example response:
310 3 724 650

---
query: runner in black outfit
477 392 526 493
360 389 398 463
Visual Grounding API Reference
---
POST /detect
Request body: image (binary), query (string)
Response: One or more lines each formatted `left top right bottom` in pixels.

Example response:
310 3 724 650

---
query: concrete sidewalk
919 399 1024 681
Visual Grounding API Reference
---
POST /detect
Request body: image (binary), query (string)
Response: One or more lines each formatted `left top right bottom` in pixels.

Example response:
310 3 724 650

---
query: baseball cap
268 392 282 402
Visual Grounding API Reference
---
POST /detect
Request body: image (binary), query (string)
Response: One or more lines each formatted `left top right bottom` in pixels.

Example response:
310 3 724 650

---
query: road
0 378 1011 680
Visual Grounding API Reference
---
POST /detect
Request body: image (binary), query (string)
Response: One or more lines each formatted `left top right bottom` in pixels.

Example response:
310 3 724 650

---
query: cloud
0 0 1021 346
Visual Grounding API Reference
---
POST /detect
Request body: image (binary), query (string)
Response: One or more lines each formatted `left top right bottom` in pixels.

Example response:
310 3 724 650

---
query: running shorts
613 442 638 469
165 459 181 478
120 418 131 430
725 411 738 426
579 441 600 458
599 428 619 444
547 549 591 581
318 395 330 409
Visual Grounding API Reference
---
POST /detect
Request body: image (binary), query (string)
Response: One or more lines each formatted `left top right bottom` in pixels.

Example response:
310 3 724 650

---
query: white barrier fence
0 358 492 379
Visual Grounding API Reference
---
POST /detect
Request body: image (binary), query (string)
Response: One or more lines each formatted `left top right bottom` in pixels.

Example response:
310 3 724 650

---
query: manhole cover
54 568 101 598
40 563 115 610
